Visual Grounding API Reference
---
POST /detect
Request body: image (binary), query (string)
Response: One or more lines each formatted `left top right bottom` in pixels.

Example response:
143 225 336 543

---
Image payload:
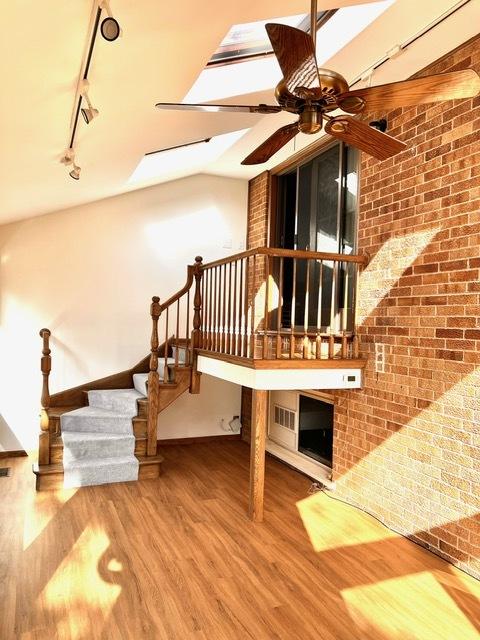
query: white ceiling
0 0 479 224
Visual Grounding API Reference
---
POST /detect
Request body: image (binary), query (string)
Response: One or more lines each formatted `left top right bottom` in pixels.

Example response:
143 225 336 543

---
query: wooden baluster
174 299 179 381
227 262 232 354
215 266 220 351
208 269 213 350
147 297 161 456
232 260 238 356
353 334 360 359
276 257 284 359
329 260 338 359
237 259 243 356
164 307 169 382
221 264 227 353
190 256 203 394
262 256 270 358
243 257 249 357
38 328 51 465
250 254 256 358
341 261 349 360
290 258 297 359
316 260 323 359
185 290 190 365
303 258 311 359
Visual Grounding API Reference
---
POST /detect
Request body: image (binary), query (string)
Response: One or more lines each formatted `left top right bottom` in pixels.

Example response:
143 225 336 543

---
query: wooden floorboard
1 441 479 639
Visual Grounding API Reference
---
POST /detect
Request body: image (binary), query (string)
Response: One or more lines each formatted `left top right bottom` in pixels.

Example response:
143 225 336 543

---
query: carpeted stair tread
88 388 144 416
63 455 139 489
60 388 141 488
61 405 135 434
62 431 135 463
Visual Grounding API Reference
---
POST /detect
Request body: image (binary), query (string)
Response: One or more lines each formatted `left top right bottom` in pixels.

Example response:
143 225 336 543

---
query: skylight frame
207 10 336 67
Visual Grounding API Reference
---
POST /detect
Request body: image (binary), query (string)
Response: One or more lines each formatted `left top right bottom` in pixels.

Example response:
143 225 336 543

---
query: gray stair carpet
61 388 144 489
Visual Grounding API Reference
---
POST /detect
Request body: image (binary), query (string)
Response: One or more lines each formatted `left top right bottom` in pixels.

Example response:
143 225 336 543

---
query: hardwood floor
1 441 479 639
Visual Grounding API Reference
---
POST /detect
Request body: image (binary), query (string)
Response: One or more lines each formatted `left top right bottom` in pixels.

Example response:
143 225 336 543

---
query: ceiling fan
156 1 480 165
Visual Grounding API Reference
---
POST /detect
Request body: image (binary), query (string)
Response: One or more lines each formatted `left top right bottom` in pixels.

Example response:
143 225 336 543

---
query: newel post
146 296 161 456
190 256 203 394
38 328 51 465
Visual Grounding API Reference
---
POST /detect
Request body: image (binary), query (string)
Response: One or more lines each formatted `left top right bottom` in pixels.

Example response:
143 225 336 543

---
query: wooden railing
199 247 367 361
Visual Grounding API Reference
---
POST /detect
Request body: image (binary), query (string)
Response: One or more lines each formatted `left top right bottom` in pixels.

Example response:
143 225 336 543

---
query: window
275 142 359 332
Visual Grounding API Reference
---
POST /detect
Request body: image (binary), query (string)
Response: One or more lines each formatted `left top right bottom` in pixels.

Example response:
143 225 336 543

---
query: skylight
127 129 249 186
208 12 329 65
184 1 395 104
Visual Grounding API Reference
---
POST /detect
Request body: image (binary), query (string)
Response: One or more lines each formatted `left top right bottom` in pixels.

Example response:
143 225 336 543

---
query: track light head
369 118 388 133
69 164 81 180
100 2 121 41
81 106 99 124
101 17 121 41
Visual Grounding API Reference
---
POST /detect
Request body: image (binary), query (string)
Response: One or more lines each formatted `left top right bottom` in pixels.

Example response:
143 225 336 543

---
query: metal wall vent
273 405 296 431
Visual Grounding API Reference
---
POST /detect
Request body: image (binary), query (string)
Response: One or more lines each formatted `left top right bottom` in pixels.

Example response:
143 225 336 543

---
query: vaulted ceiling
0 0 478 223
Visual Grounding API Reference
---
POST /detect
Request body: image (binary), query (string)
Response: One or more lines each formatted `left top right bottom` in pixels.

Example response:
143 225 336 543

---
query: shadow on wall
0 413 23 451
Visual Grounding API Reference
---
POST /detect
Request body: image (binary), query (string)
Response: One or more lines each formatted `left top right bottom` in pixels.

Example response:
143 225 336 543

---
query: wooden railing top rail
201 247 368 270
158 259 200 313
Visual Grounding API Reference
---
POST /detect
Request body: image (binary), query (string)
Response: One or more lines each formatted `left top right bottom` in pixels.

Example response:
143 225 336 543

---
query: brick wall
333 35 480 579
242 172 271 443
243 37 480 579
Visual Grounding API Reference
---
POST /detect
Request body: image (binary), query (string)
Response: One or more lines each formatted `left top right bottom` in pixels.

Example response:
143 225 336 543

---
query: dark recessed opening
0 467 11 477
298 395 333 467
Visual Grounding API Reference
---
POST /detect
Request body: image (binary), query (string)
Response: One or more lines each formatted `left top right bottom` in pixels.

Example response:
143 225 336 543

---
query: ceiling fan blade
155 102 282 114
325 116 406 161
265 23 320 97
242 122 299 165
338 69 480 113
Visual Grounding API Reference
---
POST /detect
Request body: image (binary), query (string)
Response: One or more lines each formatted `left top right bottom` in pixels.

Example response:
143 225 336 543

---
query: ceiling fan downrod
310 0 317 54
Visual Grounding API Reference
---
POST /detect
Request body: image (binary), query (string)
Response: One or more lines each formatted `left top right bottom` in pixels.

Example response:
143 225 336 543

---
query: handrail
159 264 195 313
201 247 368 270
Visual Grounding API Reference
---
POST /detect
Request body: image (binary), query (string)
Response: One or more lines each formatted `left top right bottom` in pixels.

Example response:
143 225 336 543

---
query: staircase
33 248 367 493
33 339 194 490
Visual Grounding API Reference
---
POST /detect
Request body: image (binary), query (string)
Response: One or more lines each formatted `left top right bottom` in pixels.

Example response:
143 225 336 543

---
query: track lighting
79 80 99 124
100 1 121 41
369 118 388 133
60 149 81 181
69 164 81 180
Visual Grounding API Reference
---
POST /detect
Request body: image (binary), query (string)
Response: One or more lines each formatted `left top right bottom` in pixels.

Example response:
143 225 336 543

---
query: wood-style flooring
1 441 480 639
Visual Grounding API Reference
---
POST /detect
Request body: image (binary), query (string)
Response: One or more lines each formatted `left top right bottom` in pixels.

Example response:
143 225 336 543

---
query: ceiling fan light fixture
369 118 388 132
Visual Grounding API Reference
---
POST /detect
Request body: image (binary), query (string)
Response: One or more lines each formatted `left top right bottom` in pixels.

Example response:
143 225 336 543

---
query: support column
248 389 268 522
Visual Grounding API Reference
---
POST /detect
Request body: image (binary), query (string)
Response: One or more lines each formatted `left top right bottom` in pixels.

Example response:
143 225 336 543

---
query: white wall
0 174 247 452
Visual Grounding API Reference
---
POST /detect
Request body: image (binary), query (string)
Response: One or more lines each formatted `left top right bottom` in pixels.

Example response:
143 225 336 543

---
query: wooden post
147 296 161 456
249 389 268 522
190 256 203 394
39 328 51 465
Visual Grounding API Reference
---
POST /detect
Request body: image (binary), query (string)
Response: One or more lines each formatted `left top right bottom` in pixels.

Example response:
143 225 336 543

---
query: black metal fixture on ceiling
369 119 387 132
61 1 121 180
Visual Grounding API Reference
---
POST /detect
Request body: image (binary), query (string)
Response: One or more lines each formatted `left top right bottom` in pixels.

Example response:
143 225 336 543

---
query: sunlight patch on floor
40 526 120 639
341 571 480 640
296 491 396 553
23 488 78 551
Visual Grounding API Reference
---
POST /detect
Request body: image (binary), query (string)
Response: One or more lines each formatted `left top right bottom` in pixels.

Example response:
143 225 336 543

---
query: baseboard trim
157 434 241 446
0 450 28 459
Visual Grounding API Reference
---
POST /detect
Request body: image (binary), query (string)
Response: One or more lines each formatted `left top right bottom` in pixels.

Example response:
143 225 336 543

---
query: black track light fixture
369 118 388 133
80 80 99 124
100 1 121 41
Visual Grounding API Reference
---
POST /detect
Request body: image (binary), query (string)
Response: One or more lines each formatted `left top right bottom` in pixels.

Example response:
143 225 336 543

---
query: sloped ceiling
0 0 478 223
